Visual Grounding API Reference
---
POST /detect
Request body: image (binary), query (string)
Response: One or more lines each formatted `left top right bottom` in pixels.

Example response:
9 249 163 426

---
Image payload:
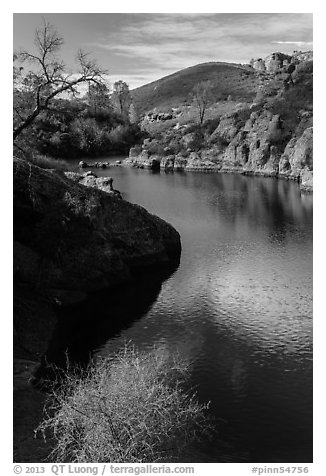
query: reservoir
62 159 313 462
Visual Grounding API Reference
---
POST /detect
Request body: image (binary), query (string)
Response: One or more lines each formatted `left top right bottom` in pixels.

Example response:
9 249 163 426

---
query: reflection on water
34 263 179 382
67 159 313 462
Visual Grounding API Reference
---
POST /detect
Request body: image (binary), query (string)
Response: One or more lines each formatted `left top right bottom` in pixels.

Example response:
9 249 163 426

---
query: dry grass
141 101 252 135
132 62 258 114
28 154 69 171
37 344 211 463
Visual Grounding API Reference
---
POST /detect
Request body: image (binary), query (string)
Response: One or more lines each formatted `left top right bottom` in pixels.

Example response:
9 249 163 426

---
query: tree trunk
13 107 41 141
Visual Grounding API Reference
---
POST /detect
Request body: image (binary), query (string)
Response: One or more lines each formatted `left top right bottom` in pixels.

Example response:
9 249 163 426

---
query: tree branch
13 22 108 141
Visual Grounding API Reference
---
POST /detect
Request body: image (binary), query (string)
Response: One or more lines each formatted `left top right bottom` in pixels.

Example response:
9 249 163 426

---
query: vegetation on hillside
191 80 214 125
37 345 211 463
132 62 259 114
264 60 313 136
13 20 144 162
140 103 260 158
135 58 313 162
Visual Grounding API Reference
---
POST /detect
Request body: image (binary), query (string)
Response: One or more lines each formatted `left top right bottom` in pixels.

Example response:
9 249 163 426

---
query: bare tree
13 19 108 141
191 80 214 125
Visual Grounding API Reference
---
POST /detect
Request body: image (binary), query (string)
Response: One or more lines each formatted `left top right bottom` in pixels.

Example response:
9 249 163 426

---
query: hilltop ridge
131 50 313 116
131 62 258 114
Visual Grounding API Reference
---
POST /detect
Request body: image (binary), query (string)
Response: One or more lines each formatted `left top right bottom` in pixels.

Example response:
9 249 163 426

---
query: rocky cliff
126 111 313 191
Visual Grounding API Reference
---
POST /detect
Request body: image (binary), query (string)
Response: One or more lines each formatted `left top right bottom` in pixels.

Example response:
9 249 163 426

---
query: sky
13 13 313 90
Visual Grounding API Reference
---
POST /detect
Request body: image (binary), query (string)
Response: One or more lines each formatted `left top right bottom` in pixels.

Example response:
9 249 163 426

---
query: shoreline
122 158 313 193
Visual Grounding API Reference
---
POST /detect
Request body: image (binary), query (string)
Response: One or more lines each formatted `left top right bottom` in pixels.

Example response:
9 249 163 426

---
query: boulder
174 155 188 171
142 138 152 149
212 114 241 143
162 113 173 121
127 150 161 170
79 175 116 195
160 155 175 171
64 171 120 197
83 170 96 177
253 58 266 72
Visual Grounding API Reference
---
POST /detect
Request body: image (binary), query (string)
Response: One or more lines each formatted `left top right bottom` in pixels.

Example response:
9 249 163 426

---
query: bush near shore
37 345 211 463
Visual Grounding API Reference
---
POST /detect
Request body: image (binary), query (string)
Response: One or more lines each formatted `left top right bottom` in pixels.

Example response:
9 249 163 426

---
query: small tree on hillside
13 19 108 142
86 82 113 120
191 80 214 125
111 80 131 120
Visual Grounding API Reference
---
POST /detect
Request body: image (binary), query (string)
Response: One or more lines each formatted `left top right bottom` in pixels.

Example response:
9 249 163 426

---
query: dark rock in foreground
14 158 181 294
13 154 181 395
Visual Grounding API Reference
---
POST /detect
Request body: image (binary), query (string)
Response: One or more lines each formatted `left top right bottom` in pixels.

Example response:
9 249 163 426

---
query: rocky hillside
132 62 260 114
132 51 312 117
127 52 313 191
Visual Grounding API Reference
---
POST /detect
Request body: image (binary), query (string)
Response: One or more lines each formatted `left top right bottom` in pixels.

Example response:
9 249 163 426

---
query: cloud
88 13 313 88
272 41 313 46
107 73 165 90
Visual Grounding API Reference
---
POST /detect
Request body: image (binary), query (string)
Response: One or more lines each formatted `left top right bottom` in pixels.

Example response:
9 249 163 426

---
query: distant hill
131 62 260 114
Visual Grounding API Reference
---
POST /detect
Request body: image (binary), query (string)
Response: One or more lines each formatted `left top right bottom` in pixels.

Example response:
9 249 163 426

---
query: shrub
207 133 230 148
37 344 211 463
203 117 221 135
145 140 166 156
29 155 69 171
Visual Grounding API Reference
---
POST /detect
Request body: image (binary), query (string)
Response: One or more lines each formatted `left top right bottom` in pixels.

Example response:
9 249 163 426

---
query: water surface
68 159 313 462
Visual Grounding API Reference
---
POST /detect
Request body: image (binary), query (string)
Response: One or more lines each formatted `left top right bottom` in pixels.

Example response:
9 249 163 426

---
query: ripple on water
81 165 313 462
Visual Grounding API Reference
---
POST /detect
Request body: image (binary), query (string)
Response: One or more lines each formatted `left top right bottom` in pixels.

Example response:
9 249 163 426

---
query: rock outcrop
264 52 292 73
78 160 111 169
65 171 122 198
125 112 313 189
160 155 175 171
279 127 313 180
217 110 287 176
125 149 161 170
14 158 181 294
185 152 219 172
143 109 181 123
250 50 312 74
